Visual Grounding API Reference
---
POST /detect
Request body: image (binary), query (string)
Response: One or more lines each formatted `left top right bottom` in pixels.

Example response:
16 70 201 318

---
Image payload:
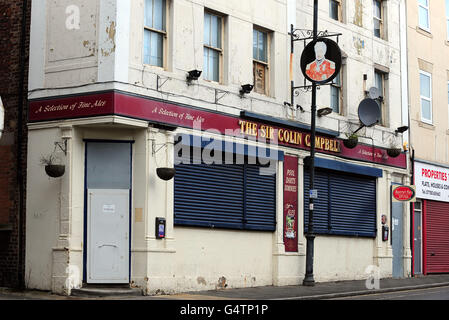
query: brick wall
0 0 31 288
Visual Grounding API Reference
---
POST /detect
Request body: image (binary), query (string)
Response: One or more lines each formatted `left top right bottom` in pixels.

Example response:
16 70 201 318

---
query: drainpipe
17 0 29 289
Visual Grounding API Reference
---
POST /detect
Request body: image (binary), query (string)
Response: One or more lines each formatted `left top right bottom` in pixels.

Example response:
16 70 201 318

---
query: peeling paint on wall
353 37 365 55
353 0 364 27
101 21 116 57
216 276 227 289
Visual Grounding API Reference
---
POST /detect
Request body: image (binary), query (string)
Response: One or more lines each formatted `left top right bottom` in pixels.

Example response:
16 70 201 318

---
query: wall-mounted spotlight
187 70 202 84
317 107 333 117
297 105 305 113
240 84 254 96
395 126 409 135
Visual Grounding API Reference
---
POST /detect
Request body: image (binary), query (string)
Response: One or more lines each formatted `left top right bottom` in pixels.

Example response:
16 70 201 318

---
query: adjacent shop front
414 161 449 275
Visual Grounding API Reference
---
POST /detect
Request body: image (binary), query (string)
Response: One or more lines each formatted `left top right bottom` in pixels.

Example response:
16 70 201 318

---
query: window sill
418 121 435 130
416 26 433 38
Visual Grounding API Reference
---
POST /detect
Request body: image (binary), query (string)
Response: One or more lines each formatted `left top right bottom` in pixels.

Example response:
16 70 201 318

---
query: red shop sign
392 185 416 202
283 155 298 252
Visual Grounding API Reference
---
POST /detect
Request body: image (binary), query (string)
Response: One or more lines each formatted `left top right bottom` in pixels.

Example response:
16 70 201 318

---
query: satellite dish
358 98 381 127
368 87 380 100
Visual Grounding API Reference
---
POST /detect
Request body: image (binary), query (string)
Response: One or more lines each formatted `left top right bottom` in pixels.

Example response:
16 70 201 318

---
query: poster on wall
283 155 298 252
415 161 449 203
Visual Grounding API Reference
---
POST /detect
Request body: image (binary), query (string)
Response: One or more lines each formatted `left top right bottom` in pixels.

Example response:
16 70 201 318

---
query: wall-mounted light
240 84 254 96
395 126 409 135
187 70 202 84
317 107 333 117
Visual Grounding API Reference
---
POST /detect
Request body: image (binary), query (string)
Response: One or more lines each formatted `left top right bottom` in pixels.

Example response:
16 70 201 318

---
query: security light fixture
187 70 202 83
317 107 333 117
240 84 254 96
395 126 409 135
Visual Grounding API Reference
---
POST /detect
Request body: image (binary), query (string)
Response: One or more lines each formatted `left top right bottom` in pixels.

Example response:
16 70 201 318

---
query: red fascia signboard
28 91 407 169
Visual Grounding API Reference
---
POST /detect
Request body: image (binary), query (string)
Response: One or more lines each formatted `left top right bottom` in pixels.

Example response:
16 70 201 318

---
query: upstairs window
418 0 430 32
373 0 383 38
143 0 167 67
375 69 388 126
204 12 223 82
420 71 432 124
330 70 342 114
253 28 269 95
329 0 342 21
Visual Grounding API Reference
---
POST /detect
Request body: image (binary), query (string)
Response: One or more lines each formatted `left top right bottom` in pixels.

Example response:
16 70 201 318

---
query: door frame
412 199 423 275
391 182 405 278
82 139 134 284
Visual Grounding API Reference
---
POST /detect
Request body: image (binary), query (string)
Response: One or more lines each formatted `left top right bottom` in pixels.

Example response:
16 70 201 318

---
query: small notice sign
103 204 116 213
392 185 416 203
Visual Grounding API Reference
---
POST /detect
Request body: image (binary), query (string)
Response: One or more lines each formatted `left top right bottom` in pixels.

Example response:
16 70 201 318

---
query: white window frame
203 10 224 83
418 0 431 32
143 0 168 68
373 0 383 39
253 27 271 96
419 70 433 124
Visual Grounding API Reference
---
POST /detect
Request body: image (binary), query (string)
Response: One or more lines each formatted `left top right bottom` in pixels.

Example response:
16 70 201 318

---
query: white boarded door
85 141 132 284
87 189 130 283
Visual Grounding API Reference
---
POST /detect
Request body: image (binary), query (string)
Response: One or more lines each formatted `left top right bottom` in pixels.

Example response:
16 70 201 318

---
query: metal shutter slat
426 200 449 273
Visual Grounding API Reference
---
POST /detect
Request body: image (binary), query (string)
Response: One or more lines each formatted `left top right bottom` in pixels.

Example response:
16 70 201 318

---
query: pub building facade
25 0 411 295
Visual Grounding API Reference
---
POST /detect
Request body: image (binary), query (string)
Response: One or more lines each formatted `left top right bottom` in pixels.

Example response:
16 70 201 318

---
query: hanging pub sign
300 38 342 85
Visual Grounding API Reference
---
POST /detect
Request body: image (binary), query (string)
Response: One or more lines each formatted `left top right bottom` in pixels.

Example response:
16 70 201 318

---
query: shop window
373 0 384 38
304 169 377 238
420 70 432 124
174 144 277 231
253 28 270 95
418 0 430 32
143 0 167 67
204 11 224 83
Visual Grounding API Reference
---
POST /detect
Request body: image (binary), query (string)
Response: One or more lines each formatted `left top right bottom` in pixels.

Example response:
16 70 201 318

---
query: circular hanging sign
300 38 342 85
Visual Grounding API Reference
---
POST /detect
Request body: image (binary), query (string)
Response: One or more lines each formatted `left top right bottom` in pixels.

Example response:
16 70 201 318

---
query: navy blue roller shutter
245 164 277 231
174 157 277 231
174 162 245 229
304 169 377 237
329 172 377 237
304 169 331 234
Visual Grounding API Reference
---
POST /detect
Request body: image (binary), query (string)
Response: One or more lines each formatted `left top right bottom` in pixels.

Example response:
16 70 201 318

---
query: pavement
2 274 449 300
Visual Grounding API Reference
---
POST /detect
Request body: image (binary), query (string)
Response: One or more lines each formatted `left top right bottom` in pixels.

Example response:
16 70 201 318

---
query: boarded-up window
254 62 266 94
253 28 269 95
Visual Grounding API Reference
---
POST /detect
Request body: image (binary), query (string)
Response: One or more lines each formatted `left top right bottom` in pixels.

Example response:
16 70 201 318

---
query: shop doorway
391 185 404 278
413 200 423 275
84 141 132 284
